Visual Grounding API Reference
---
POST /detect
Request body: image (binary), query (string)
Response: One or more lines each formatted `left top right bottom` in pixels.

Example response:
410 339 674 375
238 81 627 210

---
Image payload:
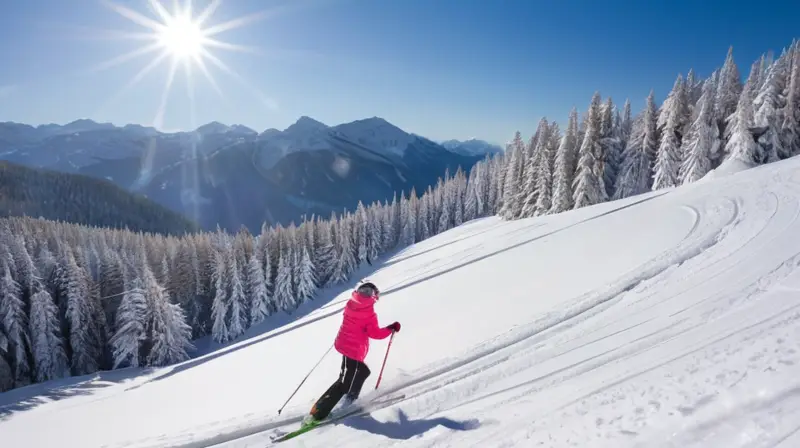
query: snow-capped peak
283 116 329 135
194 121 231 135
441 138 503 156
330 116 416 157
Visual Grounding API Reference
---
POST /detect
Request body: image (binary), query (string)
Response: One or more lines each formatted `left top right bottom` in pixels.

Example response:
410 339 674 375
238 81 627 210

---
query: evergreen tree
0 259 31 385
500 132 526 219
653 75 688 189
295 244 317 302
520 119 549 217
60 249 99 376
753 46 793 162
614 102 654 199
227 251 247 339
109 276 147 369
355 202 368 266
273 247 297 312
679 74 720 184
715 46 743 161
724 61 762 165
551 108 579 213
28 289 68 382
209 248 229 343
781 46 800 158
573 92 606 208
246 254 271 326
144 264 193 367
534 122 558 215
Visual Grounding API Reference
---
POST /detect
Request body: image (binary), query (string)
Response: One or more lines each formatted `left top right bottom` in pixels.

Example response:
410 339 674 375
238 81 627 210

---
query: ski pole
278 343 334 415
374 331 395 390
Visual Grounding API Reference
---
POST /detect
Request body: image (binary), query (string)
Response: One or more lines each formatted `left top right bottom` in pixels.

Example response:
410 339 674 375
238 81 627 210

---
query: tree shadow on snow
0 368 147 420
342 409 483 440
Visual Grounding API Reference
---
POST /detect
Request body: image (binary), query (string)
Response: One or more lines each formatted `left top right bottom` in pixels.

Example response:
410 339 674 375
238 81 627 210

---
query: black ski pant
310 355 371 420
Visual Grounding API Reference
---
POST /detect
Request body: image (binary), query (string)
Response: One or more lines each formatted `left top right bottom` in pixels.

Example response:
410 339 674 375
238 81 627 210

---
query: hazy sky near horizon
0 0 798 145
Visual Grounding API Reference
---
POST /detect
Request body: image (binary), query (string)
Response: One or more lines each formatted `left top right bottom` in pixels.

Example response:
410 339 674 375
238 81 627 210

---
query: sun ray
202 9 276 37
195 0 222 26
93 50 171 116
201 48 278 110
153 57 179 130
147 0 174 25
87 41 162 73
190 53 224 98
202 38 260 54
101 0 165 32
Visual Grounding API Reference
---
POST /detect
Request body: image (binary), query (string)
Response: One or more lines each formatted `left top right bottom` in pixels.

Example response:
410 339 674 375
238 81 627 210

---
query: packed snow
4 156 800 447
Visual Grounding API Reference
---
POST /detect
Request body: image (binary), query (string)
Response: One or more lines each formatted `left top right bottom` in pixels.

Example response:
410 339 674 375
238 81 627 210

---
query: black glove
387 321 401 333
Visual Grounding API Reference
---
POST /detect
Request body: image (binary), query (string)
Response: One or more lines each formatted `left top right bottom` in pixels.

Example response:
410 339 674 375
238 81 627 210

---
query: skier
303 281 401 426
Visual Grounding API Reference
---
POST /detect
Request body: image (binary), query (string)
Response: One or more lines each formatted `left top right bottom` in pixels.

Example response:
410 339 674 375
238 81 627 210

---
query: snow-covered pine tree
463 163 480 221
478 156 493 216
653 75 688 189
453 166 466 227
355 201 368 267
314 220 336 288
753 45 794 162
247 251 271 326
0 259 31 385
273 245 297 312
28 288 69 382
613 96 655 200
573 92 606 208
724 64 761 165
144 263 193 367
686 68 702 108
781 45 800 158
679 74 720 184
551 107 579 213
534 122 558 215
109 276 147 369
209 248 229 343
295 244 317 302
500 132 526 219
715 46 743 162
642 90 660 173
417 193 431 241
399 191 416 246
382 198 396 251
520 119 549 217
59 248 100 376
366 206 381 263
597 97 615 195
226 248 247 338
437 180 453 232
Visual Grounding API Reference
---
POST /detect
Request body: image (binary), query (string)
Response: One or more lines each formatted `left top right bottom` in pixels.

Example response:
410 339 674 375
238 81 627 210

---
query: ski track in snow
5 160 800 447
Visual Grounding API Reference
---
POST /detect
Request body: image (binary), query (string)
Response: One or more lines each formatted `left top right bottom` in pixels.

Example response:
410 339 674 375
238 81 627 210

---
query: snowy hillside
4 152 800 447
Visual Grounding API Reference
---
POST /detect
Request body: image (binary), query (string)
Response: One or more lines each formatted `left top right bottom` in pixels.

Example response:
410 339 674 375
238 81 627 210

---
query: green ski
272 394 406 443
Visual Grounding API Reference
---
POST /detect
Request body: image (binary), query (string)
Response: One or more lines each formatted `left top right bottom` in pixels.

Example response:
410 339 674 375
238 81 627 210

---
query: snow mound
702 156 758 181
5 156 800 447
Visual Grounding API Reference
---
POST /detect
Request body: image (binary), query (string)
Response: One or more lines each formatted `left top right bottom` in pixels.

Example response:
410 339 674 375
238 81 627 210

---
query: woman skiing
305 281 401 425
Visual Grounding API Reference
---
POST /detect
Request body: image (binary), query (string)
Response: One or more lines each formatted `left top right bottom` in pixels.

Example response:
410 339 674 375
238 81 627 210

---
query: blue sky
0 0 798 145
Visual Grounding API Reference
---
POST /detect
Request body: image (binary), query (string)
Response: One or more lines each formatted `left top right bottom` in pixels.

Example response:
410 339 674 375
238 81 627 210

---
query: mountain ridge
0 116 500 232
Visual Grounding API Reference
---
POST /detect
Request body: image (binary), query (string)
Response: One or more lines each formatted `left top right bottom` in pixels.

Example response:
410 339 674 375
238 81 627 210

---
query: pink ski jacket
334 290 393 362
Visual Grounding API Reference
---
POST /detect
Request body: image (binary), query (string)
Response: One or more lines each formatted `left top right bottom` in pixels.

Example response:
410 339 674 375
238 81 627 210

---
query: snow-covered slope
5 156 800 447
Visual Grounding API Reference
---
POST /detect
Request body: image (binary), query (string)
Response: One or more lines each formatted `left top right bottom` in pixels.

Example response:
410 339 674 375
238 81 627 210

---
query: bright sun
93 0 281 127
157 14 205 60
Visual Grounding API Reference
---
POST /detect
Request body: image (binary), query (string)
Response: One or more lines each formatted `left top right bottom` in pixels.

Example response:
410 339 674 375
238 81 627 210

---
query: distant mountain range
0 117 501 233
